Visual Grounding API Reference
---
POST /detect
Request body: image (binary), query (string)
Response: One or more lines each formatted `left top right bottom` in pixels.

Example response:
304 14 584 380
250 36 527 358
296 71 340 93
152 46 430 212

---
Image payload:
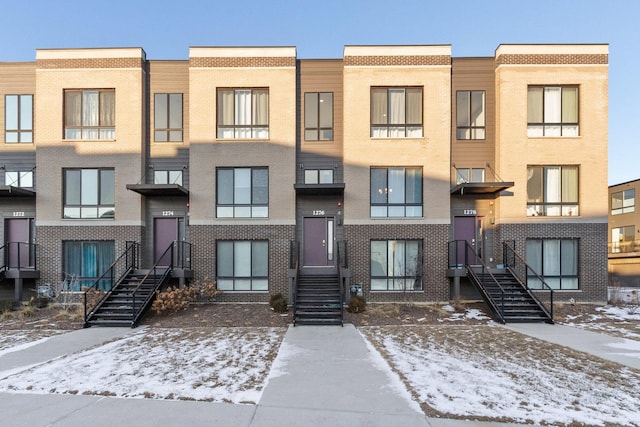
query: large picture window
217 240 268 291
154 93 183 142
304 92 333 141
611 189 635 215
527 165 578 217
527 86 579 137
64 90 115 140
370 167 422 217
217 88 269 139
371 240 423 291
456 90 485 140
371 87 423 138
611 225 636 254
63 168 115 219
526 238 578 290
5 94 33 143
216 167 268 218
63 240 115 290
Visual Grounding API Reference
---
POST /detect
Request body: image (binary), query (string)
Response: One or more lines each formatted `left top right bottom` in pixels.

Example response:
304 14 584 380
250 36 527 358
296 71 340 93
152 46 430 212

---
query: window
455 168 485 185
526 238 578 290
370 167 422 217
371 240 422 291
304 92 333 141
154 93 183 142
456 91 485 140
527 166 578 217
5 94 33 143
304 169 333 184
5 170 33 188
154 170 183 186
63 240 115 290
611 189 635 215
216 167 268 218
217 88 269 139
64 90 115 140
217 240 268 291
371 87 423 138
63 168 115 219
527 86 579 137
611 225 636 254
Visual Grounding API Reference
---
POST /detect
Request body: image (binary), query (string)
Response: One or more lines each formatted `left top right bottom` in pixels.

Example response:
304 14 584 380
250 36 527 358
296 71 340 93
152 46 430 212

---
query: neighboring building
608 179 640 289
0 43 609 308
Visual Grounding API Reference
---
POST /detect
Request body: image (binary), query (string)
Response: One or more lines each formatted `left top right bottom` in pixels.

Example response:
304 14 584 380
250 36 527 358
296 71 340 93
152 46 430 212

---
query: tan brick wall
342 56 451 224
188 51 296 223
34 49 145 224
0 62 36 149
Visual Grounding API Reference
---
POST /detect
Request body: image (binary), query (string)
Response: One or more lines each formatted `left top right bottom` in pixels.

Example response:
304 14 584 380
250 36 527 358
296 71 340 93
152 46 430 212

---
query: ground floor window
216 240 268 291
63 240 115 290
525 238 578 290
370 239 422 291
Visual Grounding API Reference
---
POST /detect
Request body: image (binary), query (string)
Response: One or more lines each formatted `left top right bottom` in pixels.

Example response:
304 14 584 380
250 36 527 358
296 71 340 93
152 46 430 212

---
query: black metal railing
290 240 300 321
83 241 139 322
502 241 554 320
1 241 38 270
335 240 346 325
448 240 507 322
608 240 640 254
130 242 174 326
174 241 192 269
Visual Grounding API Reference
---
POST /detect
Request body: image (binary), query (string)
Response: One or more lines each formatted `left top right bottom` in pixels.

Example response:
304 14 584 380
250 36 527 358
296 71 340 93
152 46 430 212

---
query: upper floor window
611 189 635 215
217 89 269 139
5 95 33 143
527 165 578 217
216 167 268 218
371 87 423 138
456 91 485 140
63 168 115 219
154 93 183 142
611 225 636 254
64 90 115 140
5 170 33 188
154 170 183 186
527 86 579 137
455 168 485 185
370 167 422 218
304 92 333 141
526 238 578 290
304 169 333 184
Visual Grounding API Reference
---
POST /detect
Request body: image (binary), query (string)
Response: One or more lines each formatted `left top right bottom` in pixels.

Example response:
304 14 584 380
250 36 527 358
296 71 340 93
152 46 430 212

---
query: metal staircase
294 273 343 325
449 240 554 324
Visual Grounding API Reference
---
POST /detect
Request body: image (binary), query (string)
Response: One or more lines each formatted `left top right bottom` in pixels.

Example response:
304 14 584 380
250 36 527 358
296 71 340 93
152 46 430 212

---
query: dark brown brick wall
189 57 296 68
344 223 450 302
36 58 145 69
496 54 608 66
190 224 295 303
36 225 144 285
496 222 608 302
344 55 451 67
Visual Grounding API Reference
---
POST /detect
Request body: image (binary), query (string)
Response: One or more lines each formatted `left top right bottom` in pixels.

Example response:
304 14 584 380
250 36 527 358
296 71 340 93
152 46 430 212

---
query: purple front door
5 218 32 268
154 218 178 266
454 216 478 265
303 217 334 267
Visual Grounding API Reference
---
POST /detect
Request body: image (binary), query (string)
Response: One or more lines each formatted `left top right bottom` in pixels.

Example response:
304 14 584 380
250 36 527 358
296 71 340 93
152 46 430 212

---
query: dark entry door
454 216 479 265
5 218 32 268
154 218 179 266
303 217 334 267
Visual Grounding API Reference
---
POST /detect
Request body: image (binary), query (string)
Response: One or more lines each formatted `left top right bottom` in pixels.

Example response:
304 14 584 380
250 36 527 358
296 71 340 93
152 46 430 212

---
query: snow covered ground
0 305 639 426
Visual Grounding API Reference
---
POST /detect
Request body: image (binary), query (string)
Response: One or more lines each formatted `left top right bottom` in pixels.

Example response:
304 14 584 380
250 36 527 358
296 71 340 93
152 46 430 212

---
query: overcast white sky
1 0 636 184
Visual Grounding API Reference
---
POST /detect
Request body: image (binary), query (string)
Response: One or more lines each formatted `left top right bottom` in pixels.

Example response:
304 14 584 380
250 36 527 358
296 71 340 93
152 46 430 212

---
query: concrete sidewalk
1 321 637 426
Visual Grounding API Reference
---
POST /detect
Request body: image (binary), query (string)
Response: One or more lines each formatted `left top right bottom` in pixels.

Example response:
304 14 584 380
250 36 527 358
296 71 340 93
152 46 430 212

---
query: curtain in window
544 87 561 136
543 240 560 276
561 166 578 203
252 90 268 125
561 88 578 123
218 90 235 126
82 91 99 126
100 91 115 126
405 168 422 204
371 89 387 137
65 92 82 127
235 90 251 127
527 88 543 123
387 168 405 204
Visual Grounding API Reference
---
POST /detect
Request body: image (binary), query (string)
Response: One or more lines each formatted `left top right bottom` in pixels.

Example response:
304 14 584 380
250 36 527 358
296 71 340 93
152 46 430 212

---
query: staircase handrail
84 241 139 323
130 241 174 327
290 240 299 323
336 241 345 326
174 241 192 269
449 240 507 323
1 241 38 270
502 241 554 321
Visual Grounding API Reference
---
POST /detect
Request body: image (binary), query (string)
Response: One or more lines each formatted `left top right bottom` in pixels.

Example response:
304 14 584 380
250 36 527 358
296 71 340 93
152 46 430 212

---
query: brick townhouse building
0 43 608 323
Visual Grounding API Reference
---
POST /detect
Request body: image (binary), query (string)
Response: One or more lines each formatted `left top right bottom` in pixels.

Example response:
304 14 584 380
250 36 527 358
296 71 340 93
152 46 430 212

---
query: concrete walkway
1 322 637 426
